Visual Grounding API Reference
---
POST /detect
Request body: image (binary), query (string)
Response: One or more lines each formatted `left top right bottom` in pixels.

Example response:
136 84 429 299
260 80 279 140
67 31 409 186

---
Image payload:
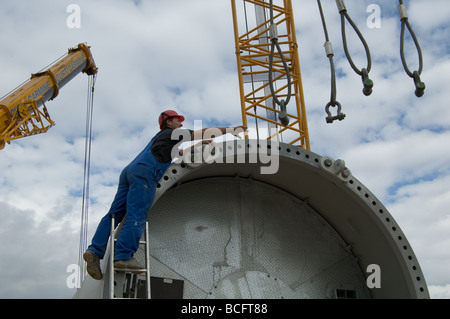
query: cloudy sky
0 0 449 299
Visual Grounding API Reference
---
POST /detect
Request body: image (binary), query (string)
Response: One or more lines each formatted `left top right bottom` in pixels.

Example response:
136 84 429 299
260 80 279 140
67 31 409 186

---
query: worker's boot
83 250 103 280
114 258 145 272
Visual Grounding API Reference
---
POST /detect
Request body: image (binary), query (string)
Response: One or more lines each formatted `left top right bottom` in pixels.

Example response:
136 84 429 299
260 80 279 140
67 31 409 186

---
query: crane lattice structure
231 0 310 150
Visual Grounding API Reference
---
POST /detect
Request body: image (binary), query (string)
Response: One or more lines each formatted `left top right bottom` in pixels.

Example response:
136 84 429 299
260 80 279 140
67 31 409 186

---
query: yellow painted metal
231 0 310 150
0 43 98 150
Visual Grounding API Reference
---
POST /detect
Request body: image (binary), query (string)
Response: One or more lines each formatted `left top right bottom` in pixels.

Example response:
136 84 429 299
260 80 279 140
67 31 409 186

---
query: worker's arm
190 126 247 140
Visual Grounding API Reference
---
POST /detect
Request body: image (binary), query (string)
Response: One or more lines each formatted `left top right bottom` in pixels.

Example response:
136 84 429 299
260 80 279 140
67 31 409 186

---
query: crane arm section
0 43 98 150
231 0 310 150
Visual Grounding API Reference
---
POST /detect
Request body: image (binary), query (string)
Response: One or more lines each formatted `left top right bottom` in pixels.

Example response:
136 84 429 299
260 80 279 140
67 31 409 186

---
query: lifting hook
325 101 346 124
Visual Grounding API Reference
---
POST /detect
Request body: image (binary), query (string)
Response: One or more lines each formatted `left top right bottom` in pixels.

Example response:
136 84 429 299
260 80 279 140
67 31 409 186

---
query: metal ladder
109 214 151 299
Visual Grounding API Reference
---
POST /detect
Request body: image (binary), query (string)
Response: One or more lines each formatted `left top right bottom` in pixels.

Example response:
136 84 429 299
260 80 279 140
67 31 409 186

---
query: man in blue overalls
83 110 246 280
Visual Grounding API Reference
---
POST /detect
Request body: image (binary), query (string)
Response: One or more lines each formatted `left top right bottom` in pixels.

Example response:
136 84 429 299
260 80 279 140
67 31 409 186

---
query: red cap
158 110 185 129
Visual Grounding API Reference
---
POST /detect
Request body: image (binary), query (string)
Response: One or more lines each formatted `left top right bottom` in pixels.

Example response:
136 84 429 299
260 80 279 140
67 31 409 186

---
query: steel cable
78 73 97 284
317 0 345 124
398 0 425 97
268 0 291 126
336 0 373 96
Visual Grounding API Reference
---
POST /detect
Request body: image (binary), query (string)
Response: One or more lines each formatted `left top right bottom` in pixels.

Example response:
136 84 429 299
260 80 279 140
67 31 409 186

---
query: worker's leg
87 167 129 259
114 164 157 261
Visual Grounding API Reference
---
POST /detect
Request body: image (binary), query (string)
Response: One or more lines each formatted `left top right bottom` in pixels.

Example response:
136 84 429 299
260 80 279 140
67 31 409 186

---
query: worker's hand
232 126 248 139
179 139 214 156
203 140 217 150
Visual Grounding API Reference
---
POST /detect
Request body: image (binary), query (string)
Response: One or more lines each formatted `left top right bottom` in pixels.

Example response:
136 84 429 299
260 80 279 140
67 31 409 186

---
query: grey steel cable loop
336 0 373 96
317 0 345 123
398 0 425 97
268 0 291 126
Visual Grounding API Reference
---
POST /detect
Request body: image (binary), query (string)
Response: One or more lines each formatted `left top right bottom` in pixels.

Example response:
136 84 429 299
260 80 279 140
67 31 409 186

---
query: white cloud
0 201 79 298
429 285 450 299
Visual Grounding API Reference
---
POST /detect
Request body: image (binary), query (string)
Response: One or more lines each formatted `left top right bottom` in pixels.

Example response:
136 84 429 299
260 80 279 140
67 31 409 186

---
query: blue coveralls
87 131 171 261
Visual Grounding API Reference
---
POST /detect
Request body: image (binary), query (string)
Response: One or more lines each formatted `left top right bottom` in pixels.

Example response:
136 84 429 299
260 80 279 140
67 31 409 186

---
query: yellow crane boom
0 43 98 150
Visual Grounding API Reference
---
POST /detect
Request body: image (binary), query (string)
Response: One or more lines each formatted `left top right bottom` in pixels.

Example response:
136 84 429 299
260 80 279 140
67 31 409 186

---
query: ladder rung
113 239 147 244
114 268 147 273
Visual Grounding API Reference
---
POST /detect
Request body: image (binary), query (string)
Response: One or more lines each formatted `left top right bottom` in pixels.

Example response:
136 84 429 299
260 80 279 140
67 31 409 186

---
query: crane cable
317 0 345 124
268 0 291 126
398 0 425 97
336 0 373 97
243 0 260 141
78 73 97 284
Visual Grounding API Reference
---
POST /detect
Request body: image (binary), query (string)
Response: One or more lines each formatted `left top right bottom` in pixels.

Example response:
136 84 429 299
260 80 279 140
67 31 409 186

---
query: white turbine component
74 140 429 299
